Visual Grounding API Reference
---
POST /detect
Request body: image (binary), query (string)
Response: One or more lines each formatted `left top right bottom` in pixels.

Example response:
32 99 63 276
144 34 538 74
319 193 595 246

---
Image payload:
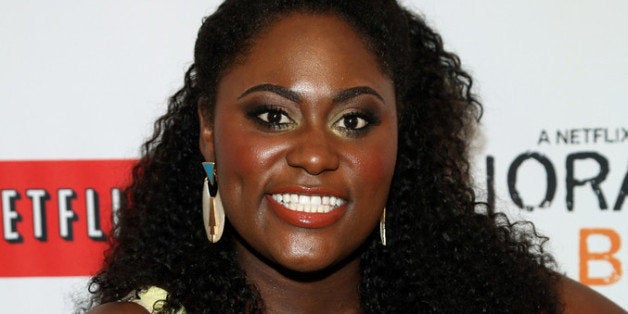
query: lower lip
266 195 346 228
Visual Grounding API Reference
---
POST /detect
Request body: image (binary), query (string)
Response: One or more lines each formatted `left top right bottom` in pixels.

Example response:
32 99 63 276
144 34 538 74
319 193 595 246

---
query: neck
235 242 362 314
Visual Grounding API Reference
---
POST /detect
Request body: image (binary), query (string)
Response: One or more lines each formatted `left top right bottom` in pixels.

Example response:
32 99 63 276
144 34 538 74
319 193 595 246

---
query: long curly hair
88 0 562 312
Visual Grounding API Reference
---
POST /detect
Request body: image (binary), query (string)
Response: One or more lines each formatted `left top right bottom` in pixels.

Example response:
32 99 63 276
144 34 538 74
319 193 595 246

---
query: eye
258 110 291 125
334 113 370 131
246 106 295 130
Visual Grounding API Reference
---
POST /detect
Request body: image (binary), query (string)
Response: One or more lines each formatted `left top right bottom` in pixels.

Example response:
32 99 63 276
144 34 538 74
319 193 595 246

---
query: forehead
218 13 394 98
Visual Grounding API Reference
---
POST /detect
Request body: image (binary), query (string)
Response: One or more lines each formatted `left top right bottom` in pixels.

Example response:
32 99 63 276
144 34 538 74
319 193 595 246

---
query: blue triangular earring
202 162 216 187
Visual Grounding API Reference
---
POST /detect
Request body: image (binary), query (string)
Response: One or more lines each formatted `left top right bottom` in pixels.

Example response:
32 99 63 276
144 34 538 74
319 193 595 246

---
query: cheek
214 122 285 192
348 131 398 197
217 134 281 172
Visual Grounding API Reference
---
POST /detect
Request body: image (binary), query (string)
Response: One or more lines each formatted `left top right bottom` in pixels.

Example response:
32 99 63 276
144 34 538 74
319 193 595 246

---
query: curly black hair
88 0 562 312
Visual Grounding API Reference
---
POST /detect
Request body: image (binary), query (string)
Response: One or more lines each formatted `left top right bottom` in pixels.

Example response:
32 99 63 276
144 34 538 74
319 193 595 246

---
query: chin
271 247 359 278
271 251 332 272
272 259 347 280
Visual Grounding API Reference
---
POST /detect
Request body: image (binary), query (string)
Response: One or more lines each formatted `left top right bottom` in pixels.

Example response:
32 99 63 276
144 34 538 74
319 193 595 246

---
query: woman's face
200 13 397 272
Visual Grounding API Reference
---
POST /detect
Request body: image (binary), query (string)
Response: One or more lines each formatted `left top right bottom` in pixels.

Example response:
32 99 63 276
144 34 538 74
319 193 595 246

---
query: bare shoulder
558 275 626 313
86 302 149 314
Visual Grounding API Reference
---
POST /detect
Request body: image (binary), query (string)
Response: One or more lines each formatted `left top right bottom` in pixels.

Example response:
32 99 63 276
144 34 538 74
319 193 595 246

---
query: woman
87 0 624 313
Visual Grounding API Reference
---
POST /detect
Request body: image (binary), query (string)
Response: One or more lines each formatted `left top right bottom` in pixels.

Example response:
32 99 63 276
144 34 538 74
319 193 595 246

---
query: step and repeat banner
1 1 626 312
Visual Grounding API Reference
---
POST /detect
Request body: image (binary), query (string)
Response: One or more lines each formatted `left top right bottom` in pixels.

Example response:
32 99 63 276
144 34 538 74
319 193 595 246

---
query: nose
286 127 339 175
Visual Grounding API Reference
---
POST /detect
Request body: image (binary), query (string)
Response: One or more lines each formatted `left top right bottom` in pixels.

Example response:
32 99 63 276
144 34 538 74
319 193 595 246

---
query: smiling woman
85 0 624 313
201 14 397 277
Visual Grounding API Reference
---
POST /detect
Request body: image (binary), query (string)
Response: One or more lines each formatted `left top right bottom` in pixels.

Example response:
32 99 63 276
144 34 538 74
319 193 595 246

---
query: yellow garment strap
128 286 186 314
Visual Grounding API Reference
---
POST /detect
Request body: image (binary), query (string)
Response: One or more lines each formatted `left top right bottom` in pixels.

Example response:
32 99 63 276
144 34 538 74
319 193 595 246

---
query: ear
198 98 215 162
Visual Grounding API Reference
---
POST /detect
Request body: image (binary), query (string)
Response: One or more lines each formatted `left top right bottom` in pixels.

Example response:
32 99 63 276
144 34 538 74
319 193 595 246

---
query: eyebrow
332 86 384 104
238 84 301 102
238 84 385 104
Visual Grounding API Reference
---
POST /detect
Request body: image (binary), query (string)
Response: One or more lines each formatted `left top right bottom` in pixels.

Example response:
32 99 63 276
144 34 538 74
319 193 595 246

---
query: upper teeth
271 194 346 213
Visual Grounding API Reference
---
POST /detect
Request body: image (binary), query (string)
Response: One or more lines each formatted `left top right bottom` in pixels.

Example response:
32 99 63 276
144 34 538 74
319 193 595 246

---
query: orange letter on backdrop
579 228 622 285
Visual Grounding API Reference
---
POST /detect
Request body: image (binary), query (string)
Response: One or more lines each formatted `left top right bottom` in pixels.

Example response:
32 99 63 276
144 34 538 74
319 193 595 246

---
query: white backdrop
1 1 626 312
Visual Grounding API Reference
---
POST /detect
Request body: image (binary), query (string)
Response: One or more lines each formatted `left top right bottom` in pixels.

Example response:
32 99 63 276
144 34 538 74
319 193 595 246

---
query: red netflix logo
0 160 134 277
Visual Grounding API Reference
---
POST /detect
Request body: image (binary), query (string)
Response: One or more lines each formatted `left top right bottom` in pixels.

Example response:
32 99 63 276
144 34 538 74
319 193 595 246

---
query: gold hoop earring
202 162 225 243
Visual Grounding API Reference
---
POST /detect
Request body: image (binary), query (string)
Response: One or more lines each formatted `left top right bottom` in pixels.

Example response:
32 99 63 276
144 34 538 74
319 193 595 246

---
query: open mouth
270 193 347 213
